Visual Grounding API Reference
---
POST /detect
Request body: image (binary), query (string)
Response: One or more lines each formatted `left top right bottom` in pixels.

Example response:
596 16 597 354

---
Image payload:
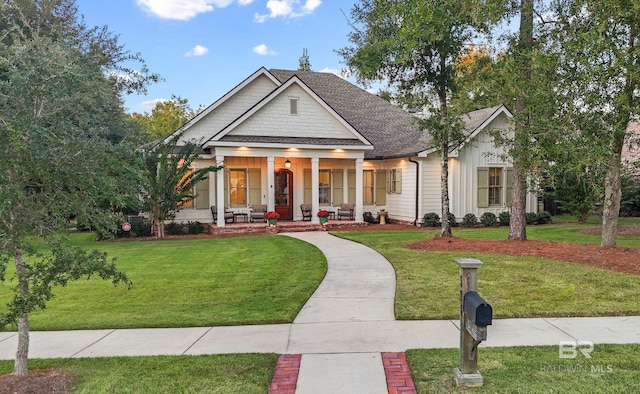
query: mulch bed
0 369 77 394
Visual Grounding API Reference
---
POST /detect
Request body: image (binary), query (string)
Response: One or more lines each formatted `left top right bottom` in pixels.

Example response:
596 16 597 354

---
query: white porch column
311 157 319 224
355 158 364 222
342 168 348 203
216 155 225 227
267 156 275 211
208 169 216 219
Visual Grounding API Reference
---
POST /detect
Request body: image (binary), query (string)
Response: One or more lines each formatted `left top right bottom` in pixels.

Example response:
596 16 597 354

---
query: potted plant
265 211 280 226
317 209 330 225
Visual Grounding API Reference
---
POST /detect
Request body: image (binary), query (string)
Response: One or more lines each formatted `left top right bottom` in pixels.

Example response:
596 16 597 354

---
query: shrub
447 212 457 227
498 211 510 226
480 212 498 227
536 211 552 225
526 212 538 225
131 219 153 237
462 213 478 227
422 212 440 227
187 221 205 234
165 222 185 235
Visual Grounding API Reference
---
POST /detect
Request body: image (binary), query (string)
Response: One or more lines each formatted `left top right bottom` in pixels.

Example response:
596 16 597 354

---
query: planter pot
268 219 277 226
319 216 328 225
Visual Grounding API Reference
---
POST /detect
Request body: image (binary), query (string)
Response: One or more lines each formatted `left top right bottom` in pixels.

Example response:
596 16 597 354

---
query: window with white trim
229 169 247 207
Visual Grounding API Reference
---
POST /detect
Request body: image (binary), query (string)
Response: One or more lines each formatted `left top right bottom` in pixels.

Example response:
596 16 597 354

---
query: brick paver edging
269 354 302 394
382 352 417 394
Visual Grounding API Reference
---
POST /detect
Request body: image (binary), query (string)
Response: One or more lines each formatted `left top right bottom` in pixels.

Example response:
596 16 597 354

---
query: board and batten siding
179 75 279 144
377 158 417 223
227 84 355 140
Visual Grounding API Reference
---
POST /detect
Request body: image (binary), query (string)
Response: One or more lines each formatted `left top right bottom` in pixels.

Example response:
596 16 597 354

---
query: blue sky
75 0 359 114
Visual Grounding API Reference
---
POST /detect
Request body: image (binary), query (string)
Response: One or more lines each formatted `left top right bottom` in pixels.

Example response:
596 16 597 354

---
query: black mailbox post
454 258 492 387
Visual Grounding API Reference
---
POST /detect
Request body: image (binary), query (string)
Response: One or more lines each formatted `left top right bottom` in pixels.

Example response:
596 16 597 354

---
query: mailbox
463 291 492 327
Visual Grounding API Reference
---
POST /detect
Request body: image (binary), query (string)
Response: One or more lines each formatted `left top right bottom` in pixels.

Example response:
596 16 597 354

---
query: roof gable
204 75 372 148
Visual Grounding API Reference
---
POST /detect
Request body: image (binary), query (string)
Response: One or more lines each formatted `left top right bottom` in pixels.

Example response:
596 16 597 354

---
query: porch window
363 170 374 205
319 170 331 205
180 168 194 208
229 169 247 207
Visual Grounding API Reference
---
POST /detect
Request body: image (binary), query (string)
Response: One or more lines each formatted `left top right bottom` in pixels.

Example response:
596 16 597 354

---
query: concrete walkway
0 232 640 392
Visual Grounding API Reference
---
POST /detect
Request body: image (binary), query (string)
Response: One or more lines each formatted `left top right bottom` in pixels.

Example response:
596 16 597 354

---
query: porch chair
337 203 355 220
300 203 312 221
211 206 234 224
250 204 267 222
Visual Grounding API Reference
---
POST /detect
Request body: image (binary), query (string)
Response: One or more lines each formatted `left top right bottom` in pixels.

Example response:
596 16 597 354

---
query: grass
334 223 640 320
0 233 327 330
407 344 640 393
0 354 277 393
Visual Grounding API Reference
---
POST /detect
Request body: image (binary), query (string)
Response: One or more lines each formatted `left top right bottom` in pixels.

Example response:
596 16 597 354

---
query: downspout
409 157 420 226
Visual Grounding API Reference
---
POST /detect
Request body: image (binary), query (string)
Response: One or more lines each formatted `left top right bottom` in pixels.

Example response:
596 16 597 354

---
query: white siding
371 159 417 223
421 155 442 216
179 75 279 144
228 84 356 140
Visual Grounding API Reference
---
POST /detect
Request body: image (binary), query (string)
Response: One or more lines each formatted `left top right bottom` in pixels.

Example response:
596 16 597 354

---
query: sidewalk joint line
71 329 116 358
542 318 580 341
181 326 214 355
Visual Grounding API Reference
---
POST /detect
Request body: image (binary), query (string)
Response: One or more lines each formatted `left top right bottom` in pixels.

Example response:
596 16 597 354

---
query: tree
551 0 639 246
141 135 221 238
339 0 502 237
0 0 156 376
298 48 311 71
131 95 199 139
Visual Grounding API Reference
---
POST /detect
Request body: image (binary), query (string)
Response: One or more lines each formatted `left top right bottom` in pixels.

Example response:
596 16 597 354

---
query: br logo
558 341 594 359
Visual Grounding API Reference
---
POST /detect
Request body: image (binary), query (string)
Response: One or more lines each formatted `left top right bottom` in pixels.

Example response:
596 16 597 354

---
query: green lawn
0 233 327 330
407 344 640 393
0 354 277 393
334 223 640 320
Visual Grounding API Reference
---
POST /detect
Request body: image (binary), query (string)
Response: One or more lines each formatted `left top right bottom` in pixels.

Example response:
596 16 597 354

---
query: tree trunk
508 165 527 240
438 87 452 238
601 160 621 246
509 0 534 241
440 141 452 237
13 248 29 377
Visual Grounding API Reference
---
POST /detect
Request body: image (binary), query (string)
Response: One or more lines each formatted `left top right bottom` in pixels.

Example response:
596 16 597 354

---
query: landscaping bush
498 211 510 226
165 222 185 235
526 212 538 225
187 221 205 234
447 212 457 227
536 211 552 225
422 212 440 227
480 212 498 227
131 219 153 237
462 213 478 227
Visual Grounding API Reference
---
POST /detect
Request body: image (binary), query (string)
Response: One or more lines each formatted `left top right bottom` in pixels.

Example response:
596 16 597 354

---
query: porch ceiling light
285 159 291 168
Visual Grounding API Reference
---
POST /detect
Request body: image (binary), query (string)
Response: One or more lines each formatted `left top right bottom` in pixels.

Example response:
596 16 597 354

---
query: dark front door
275 169 293 220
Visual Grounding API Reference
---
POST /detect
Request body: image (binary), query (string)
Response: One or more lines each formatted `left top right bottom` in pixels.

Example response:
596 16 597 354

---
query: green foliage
140 134 221 238
498 211 511 226
447 212 457 227
165 222 184 236
480 212 497 227
131 95 199 139
526 212 539 225
363 212 377 223
462 213 478 227
536 211 552 225
621 176 640 217
422 212 440 227
187 221 205 234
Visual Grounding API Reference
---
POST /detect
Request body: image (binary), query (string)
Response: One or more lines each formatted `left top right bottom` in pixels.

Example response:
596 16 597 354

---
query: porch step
208 221 368 237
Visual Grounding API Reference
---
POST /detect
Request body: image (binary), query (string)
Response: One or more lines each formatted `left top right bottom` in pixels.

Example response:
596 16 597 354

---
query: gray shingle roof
269 69 428 159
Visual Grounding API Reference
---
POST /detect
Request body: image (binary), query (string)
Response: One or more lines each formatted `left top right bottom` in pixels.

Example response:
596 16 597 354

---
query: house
170 67 538 226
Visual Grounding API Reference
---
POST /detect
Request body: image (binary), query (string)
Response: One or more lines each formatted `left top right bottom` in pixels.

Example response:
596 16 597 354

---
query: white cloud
253 44 277 56
140 98 169 111
254 0 322 23
185 45 209 57
318 67 350 79
137 0 235 21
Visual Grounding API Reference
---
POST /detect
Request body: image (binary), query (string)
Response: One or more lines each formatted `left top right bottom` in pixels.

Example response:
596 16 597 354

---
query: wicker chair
337 203 355 220
211 206 234 224
250 204 267 222
300 203 312 221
